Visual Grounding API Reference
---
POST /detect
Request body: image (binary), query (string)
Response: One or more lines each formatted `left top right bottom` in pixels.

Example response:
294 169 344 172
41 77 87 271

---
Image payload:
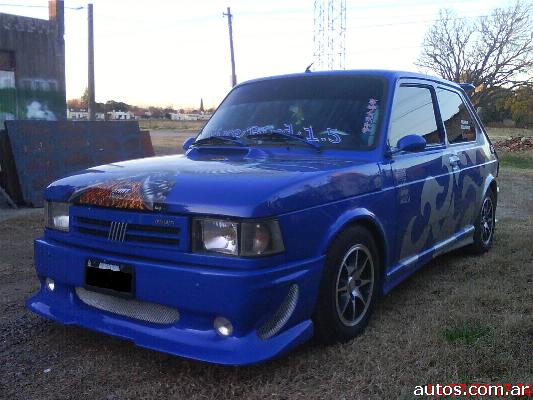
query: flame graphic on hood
69 172 177 211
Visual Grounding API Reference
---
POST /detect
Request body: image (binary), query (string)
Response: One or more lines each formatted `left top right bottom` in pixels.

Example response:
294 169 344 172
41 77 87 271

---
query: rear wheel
469 189 496 254
313 225 381 344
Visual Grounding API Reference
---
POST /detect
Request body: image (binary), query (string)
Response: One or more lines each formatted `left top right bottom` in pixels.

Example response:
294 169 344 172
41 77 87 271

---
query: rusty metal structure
2 121 153 207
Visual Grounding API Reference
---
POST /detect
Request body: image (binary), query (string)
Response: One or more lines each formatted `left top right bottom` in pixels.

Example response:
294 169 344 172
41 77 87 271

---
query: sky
0 0 517 108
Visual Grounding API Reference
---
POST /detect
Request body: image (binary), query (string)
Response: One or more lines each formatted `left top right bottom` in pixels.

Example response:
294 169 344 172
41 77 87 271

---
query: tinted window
199 76 385 150
389 85 440 148
437 88 476 144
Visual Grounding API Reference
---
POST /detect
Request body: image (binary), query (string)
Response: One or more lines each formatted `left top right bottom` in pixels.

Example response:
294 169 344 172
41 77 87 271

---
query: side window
436 88 477 144
389 85 441 148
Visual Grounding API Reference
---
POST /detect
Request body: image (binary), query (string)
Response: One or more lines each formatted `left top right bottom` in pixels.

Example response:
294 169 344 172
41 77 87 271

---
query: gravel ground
0 164 531 399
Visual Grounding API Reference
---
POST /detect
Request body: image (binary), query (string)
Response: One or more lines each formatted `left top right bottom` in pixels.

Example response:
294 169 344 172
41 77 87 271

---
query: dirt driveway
1 168 531 400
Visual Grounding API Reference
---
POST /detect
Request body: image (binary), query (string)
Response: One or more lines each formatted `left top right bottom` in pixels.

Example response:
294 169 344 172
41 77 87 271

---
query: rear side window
436 88 477 144
388 85 441 148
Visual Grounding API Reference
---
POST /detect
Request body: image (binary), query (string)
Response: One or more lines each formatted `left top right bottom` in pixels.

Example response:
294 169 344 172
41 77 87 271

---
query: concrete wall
0 1 66 125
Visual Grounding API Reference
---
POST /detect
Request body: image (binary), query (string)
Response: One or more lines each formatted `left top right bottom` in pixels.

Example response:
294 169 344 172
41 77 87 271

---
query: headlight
193 219 238 255
192 218 284 257
44 201 70 232
240 220 284 256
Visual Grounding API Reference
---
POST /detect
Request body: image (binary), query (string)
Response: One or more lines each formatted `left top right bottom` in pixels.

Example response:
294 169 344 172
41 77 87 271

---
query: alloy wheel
335 244 374 327
481 196 495 246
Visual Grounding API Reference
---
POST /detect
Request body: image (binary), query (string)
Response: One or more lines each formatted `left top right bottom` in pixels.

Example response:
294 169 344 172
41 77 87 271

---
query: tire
313 225 382 344
469 189 496 254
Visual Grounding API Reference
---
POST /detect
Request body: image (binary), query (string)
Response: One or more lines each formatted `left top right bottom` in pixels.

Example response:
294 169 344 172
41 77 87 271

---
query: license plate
85 259 134 297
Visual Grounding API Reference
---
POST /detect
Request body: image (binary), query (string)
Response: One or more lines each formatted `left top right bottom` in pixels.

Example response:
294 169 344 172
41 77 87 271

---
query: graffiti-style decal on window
361 98 379 146
205 123 346 145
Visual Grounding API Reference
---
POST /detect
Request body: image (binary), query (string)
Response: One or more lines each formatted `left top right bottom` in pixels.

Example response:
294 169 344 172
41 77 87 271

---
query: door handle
449 154 460 165
449 154 460 169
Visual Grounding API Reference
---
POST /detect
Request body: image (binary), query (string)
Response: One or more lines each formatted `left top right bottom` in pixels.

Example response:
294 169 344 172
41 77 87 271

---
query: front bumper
27 238 324 365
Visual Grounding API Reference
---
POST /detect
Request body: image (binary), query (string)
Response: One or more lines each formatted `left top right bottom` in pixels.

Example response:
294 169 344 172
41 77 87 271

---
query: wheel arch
482 173 498 207
319 208 389 282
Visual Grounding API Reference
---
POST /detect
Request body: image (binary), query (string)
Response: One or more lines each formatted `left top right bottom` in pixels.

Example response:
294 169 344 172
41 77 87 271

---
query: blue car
27 70 498 365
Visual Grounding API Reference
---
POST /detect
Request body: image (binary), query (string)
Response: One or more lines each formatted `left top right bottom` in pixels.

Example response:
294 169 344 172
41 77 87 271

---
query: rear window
436 88 477 144
198 76 386 150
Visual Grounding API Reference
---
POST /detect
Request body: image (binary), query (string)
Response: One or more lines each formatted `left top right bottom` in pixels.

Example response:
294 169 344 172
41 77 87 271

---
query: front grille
76 287 180 325
75 216 181 245
257 284 299 339
69 206 188 251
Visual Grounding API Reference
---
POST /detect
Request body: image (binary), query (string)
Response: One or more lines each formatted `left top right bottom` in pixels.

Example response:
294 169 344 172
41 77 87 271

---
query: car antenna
305 63 314 73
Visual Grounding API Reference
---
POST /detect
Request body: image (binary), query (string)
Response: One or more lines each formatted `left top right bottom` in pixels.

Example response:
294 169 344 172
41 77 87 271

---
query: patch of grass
457 370 472 385
498 152 533 169
139 119 206 131
442 323 490 345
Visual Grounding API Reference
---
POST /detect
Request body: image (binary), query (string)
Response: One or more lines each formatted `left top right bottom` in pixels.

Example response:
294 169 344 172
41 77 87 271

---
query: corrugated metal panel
4 120 153 206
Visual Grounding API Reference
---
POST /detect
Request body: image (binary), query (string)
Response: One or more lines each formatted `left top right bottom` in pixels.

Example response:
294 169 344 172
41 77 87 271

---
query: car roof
238 69 462 90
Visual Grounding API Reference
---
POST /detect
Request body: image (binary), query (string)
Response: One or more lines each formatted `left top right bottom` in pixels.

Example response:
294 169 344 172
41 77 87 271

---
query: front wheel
313 225 381 344
469 189 496 254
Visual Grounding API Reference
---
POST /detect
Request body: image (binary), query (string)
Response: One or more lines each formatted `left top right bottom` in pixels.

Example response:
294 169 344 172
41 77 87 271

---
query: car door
387 82 454 264
435 87 482 232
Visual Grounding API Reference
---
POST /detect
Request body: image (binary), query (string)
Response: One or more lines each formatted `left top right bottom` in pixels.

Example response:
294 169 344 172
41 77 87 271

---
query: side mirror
182 137 196 152
396 134 426 153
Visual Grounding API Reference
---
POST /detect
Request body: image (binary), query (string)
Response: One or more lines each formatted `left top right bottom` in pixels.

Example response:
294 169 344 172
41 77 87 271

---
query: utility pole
223 7 236 87
87 3 96 120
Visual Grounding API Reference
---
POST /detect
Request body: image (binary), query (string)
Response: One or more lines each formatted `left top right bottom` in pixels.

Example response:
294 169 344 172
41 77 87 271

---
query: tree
505 85 533 127
148 106 164 119
416 1 533 108
67 98 82 110
104 100 130 112
80 87 89 109
477 86 513 123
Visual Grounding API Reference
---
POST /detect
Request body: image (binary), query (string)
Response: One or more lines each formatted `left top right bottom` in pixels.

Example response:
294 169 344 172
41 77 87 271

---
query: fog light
45 277 55 291
214 316 233 337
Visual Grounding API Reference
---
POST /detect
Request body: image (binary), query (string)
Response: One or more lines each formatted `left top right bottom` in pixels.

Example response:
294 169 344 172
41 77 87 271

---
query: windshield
198 75 385 150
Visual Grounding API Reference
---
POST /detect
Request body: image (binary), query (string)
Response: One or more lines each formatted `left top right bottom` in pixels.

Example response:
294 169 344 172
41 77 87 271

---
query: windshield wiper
247 131 321 151
193 135 246 147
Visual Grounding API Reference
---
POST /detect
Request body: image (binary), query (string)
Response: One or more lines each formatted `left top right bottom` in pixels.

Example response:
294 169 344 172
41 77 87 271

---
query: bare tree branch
415 1 533 107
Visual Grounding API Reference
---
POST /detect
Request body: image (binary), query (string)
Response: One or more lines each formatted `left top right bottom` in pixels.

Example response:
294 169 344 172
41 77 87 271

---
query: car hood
45 148 382 217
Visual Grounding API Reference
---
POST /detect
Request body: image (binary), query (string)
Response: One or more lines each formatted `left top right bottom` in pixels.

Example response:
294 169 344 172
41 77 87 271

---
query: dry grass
486 126 533 140
0 143 531 399
139 119 206 132
150 131 193 156
1 176 531 399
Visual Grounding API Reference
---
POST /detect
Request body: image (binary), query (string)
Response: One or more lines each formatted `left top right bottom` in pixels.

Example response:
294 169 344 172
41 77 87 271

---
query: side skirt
382 225 475 294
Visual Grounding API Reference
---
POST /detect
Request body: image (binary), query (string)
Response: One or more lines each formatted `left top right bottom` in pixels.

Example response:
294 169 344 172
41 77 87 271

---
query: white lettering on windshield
205 123 345 145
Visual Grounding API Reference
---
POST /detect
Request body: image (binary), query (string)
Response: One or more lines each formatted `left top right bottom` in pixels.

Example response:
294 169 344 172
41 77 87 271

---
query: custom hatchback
27 70 498 365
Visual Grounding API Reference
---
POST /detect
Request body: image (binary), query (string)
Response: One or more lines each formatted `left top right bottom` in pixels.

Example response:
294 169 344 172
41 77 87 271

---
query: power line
227 0 487 17
349 14 492 29
90 9 514 38
346 0 485 10
0 2 83 10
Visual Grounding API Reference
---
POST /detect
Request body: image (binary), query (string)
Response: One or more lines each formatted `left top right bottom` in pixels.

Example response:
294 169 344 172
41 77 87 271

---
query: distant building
170 113 196 121
67 108 104 120
132 110 151 120
0 0 66 125
107 110 134 120
170 112 212 121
